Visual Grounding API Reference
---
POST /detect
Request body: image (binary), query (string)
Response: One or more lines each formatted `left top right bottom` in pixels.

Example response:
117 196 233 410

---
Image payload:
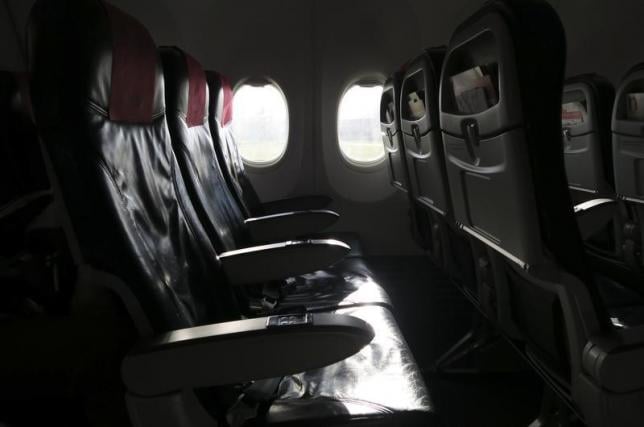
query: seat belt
242 377 283 404
225 377 283 424
261 281 282 311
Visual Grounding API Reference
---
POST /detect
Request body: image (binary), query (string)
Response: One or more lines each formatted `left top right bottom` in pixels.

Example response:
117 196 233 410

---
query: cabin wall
2 0 427 255
3 0 644 255
555 0 644 83
312 0 423 254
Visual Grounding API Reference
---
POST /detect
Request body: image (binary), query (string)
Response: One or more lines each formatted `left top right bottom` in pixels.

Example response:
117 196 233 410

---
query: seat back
442 0 549 269
206 72 264 216
441 0 608 389
399 49 479 293
613 65 644 205
0 72 48 207
380 74 409 192
0 71 52 252
28 0 240 333
562 74 615 202
612 65 644 271
400 49 449 215
160 47 248 254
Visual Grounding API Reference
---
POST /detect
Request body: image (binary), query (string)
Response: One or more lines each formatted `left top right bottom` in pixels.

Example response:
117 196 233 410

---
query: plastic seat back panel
401 50 450 215
380 76 409 192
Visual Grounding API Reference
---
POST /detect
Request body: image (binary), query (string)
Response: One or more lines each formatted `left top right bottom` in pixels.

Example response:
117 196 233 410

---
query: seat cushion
279 258 392 311
264 305 437 426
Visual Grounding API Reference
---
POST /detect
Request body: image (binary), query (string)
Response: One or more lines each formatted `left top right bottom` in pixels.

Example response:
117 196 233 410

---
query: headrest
106 4 158 123
206 71 233 127
159 47 208 128
28 0 163 126
397 60 411 76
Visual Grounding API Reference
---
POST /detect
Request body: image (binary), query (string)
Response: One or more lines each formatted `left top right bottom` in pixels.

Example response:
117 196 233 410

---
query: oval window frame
336 78 387 169
232 77 290 168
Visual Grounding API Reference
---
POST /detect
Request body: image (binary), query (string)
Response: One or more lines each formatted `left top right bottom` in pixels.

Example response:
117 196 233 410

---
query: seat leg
529 387 578 427
431 315 500 374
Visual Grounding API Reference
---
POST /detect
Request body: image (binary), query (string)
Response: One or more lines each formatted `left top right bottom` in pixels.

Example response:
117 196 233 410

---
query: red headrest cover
106 4 157 123
219 74 233 126
184 52 207 127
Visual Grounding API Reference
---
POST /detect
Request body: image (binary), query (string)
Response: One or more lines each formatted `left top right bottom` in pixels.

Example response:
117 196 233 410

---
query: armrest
245 210 339 242
574 198 618 240
122 313 374 396
220 239 350 285
0 191 52 223
262 195 332 215
583 330 644 393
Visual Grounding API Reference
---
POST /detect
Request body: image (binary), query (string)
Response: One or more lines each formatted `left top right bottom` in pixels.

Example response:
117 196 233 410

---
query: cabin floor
366 255 559 427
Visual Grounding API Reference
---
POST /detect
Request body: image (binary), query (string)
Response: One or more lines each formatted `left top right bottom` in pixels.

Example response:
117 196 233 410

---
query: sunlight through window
232 81 289 165
338 84 385 165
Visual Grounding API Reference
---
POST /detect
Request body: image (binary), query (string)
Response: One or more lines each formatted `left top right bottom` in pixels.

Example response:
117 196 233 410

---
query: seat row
0 1 436 426
562 72 644 292
380 1 644 426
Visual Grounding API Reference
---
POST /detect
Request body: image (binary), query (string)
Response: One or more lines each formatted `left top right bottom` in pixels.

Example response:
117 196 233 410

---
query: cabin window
338 82 385 165
232 79 289 166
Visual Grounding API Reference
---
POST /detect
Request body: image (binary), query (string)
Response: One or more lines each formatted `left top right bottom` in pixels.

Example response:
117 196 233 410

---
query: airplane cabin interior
1 0 644 426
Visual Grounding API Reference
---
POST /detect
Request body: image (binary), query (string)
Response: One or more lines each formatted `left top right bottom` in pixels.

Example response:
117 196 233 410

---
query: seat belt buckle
282 276 298 293
261 296 278 311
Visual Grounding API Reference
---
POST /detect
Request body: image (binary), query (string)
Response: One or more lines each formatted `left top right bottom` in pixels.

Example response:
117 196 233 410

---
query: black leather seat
159 46 391 312
441 1 644 425
203 72 331 217
0 74 130 427
0 72 51 248
0 71 75 322
263 305 434 426
27 1 435 425
0 72 49 207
